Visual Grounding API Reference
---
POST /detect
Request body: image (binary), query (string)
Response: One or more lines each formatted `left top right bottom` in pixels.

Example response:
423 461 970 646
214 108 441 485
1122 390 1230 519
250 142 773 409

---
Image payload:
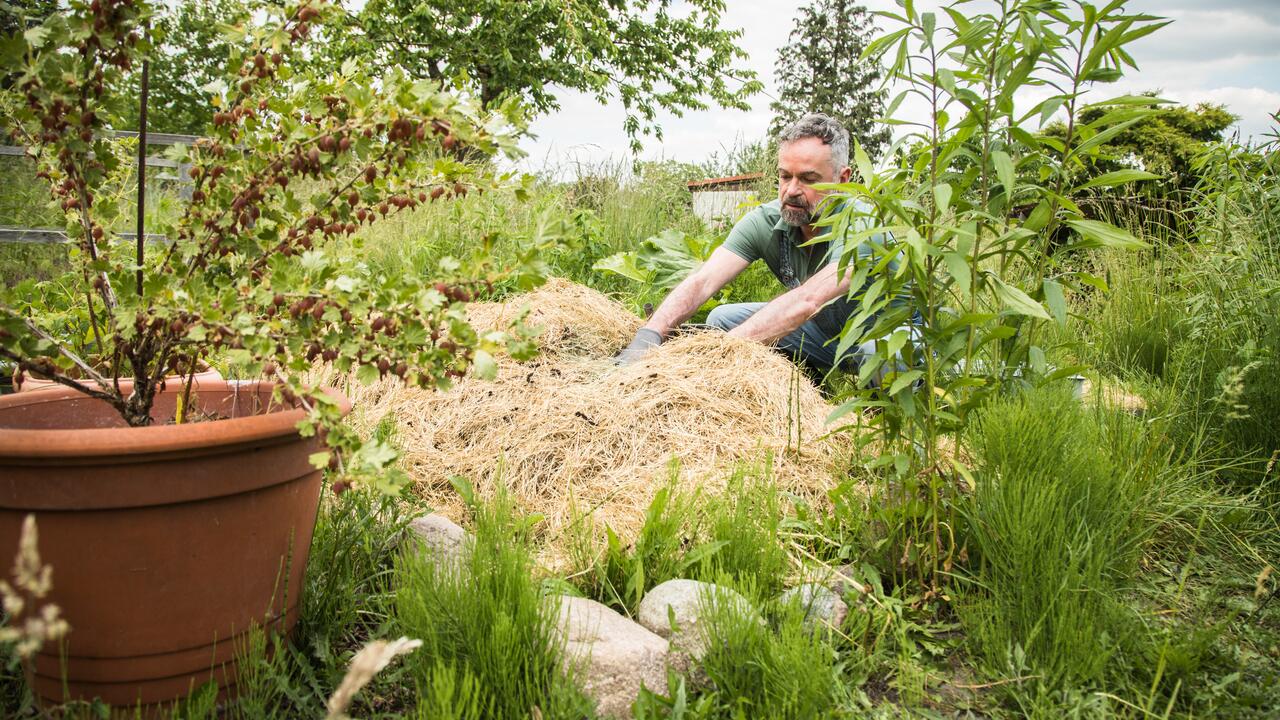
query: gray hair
777 113 850 172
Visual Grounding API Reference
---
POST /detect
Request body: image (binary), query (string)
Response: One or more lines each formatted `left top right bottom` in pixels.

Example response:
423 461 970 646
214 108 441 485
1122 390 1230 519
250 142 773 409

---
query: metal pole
136 23 149 298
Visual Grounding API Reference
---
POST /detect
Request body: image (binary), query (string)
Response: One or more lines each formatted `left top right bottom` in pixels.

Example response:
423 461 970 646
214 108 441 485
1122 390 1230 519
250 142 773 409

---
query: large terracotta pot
0 380 350 713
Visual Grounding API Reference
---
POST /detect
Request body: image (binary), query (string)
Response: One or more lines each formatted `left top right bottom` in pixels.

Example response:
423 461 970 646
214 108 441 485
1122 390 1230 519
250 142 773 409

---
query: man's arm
644 246 750 336
728 260 852 344
613 246 749 364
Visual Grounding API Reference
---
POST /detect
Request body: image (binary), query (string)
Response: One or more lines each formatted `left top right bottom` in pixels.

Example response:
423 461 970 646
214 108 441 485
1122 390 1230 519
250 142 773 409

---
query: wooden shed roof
686 172 764 190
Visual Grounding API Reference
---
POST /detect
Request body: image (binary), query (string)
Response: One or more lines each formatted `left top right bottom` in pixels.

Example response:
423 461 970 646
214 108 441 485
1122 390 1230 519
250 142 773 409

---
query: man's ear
839 166 852 183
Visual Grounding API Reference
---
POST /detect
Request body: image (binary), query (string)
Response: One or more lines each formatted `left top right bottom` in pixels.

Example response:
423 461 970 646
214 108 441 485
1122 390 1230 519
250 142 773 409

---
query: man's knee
706 303 758 331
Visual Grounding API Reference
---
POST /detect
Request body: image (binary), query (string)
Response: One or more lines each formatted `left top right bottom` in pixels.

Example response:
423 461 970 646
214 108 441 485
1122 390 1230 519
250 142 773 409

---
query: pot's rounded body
0 380 349 713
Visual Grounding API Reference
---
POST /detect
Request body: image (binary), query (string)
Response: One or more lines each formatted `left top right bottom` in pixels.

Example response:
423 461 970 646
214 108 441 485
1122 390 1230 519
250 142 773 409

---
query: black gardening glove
613 328 663 365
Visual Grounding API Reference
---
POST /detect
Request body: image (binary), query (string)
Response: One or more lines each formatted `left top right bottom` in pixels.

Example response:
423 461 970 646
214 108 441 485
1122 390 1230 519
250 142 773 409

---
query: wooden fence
0 131 199 245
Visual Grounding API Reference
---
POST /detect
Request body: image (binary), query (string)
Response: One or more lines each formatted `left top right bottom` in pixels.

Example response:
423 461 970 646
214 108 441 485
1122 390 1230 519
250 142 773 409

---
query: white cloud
519 0 1280 169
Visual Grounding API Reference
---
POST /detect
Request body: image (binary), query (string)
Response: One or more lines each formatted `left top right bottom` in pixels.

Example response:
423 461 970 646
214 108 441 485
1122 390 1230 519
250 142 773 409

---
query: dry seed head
324 637 422 720
0 515 69 659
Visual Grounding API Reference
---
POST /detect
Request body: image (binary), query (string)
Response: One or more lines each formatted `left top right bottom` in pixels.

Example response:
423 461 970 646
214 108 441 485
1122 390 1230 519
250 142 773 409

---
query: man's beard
780 196 813 226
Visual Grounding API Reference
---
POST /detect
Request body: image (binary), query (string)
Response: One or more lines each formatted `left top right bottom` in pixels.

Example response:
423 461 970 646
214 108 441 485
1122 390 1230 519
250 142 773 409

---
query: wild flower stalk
323 636 422 720
0 515 69 659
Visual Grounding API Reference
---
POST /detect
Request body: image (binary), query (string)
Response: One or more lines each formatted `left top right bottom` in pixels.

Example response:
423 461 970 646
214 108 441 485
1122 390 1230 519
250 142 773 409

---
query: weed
957 387 1151 689
571 459 792 614
695 577 845 719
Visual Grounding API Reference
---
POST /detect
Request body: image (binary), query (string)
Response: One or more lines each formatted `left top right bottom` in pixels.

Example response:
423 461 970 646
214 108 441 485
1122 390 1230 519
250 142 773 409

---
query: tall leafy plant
823 0 1166 583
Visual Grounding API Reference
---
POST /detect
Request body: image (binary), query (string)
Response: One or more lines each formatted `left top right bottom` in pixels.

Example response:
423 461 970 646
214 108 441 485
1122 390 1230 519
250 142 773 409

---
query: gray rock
779 583 848 632
636 579 756 660
406 513 468 566
553 595 671 719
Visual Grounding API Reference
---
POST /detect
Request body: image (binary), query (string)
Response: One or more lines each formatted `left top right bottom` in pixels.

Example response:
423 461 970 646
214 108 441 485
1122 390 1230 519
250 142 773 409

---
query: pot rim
0 380 352 460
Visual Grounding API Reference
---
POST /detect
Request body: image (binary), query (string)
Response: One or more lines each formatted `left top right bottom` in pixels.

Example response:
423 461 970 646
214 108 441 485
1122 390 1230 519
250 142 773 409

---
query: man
614 113 890 376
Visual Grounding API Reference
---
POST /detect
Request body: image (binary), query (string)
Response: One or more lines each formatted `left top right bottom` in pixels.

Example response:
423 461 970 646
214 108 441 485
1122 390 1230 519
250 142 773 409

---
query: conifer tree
770 0 890 161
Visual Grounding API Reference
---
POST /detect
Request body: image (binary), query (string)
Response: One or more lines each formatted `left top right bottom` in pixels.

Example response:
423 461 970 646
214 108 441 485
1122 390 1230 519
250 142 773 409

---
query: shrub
0 0 538 488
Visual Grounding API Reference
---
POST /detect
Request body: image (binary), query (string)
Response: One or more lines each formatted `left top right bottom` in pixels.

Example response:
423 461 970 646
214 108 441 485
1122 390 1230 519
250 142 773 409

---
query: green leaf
1077 271 1110 293
991 276 1050 319
1024 200 1054 232
592 252 652 284
473 350 497 380
889 370 923 396
1073 169 1160 192
1074 116 1146 156
933 182 953 211
1082 94 1173 111
355 440 398 470
1065 219 1150 250
854 141 873 184
1085 67 1123 83
23 26 50 48
992 150 1015 194
942 252 971 297
309 451 331 470
356 364 380 385
1029 345 1047 375
1043 279 1067 326
886 330 909 359
1039 96 1065 127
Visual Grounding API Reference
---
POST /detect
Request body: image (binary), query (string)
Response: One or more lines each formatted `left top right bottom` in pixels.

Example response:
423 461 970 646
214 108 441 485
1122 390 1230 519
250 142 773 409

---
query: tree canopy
1047 98 1237 190
116 0 248 134
770 0 889 161
324 0 762 152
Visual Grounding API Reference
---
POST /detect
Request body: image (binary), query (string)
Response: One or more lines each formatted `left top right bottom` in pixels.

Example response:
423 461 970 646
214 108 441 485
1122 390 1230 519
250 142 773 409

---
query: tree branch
16 316 113 394
0 348 121 407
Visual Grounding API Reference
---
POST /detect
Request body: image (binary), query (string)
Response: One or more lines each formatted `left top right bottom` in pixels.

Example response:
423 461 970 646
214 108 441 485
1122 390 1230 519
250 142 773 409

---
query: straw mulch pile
1080 377 1148 414
331 278 848 549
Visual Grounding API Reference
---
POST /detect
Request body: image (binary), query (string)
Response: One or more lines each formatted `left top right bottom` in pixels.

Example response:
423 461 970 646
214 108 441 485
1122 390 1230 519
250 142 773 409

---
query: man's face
777 137 850 226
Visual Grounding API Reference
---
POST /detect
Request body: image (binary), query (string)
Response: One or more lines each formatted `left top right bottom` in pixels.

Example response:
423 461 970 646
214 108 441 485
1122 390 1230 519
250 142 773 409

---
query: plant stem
176 352 198 425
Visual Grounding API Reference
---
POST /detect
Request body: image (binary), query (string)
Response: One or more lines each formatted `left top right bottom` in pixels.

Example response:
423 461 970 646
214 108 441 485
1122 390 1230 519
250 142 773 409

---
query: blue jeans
706 302 878 374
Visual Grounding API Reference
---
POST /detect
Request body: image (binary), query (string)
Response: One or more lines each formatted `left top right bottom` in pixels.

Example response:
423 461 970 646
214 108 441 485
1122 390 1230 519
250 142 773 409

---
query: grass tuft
393 491 594 719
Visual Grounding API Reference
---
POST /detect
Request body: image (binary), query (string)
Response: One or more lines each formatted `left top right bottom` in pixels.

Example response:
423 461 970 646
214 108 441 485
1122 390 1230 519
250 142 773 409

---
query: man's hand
614 328 663 365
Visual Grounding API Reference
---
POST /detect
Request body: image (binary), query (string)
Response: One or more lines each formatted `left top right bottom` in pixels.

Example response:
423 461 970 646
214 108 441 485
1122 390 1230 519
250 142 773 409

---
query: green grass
693 579 846 719
1081 250 1182 380
570 459 792 615
393 491 594 720
957 387 1153 688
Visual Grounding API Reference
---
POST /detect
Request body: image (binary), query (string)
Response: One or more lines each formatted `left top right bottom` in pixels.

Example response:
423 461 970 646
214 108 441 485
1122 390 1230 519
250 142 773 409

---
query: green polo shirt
722 198 884 337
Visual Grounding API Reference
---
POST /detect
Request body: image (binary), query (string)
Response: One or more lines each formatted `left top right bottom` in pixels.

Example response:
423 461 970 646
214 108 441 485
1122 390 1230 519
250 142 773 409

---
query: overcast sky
518 0 1280 173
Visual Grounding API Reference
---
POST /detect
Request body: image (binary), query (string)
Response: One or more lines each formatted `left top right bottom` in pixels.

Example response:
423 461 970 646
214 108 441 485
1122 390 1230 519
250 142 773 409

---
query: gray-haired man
614 113 892 375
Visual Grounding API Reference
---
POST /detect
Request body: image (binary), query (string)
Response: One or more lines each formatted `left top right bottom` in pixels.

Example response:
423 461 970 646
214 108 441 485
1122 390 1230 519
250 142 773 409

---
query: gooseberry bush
0 0 542 491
